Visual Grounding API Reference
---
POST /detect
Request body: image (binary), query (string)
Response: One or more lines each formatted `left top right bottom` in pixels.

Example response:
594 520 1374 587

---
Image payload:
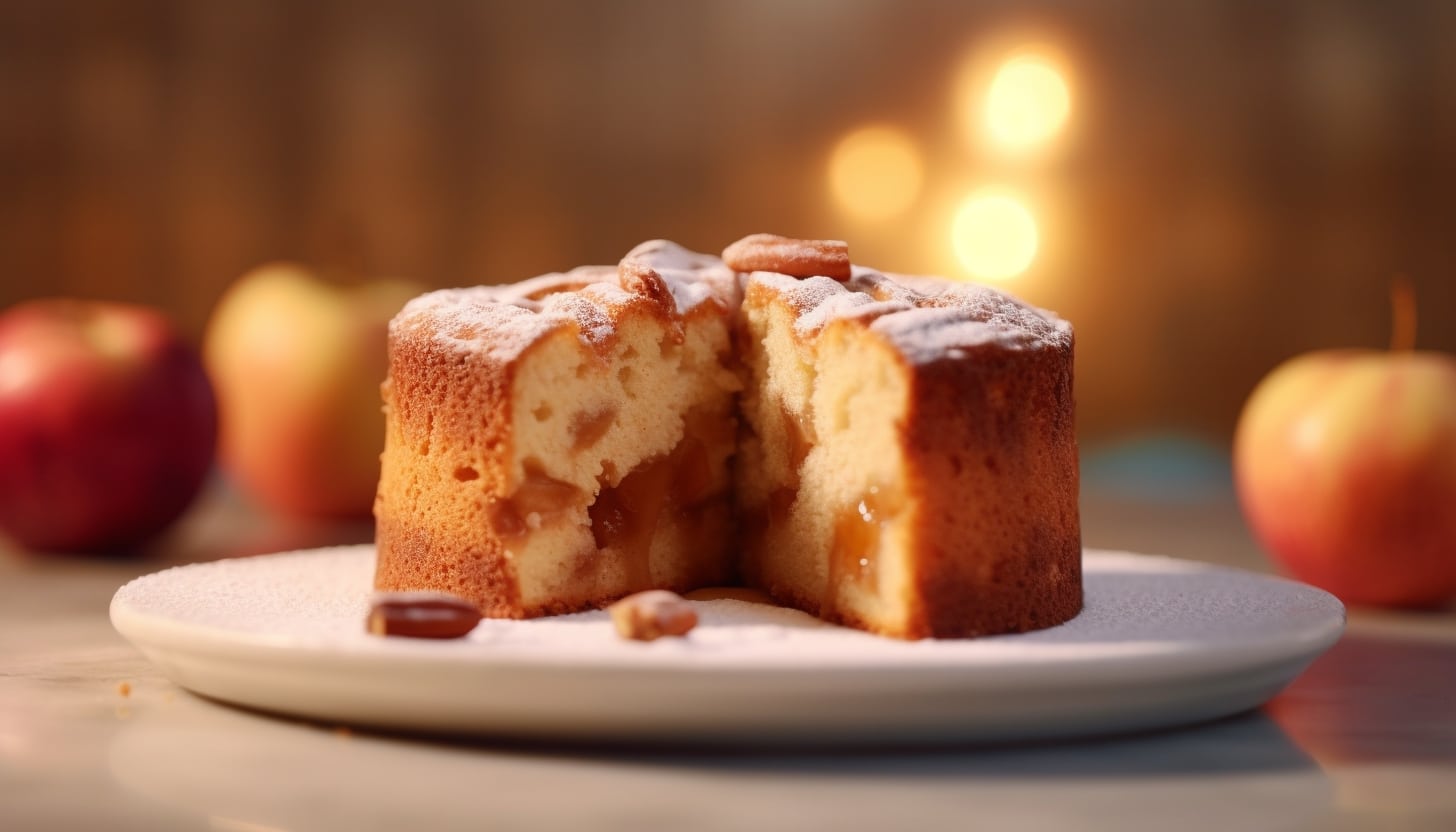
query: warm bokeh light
951 190 1038 281
828 125 924 221
985 54 1071 148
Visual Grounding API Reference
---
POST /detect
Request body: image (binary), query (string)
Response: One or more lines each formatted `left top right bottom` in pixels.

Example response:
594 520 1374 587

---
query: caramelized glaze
825 486 894 614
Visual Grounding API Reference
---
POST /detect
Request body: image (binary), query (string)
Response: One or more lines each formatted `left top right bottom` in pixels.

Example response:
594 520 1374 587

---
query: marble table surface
3 484 1454 831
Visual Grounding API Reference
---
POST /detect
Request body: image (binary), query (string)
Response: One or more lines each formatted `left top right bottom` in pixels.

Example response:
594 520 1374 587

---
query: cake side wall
899 335 1083 638
372 324 528 617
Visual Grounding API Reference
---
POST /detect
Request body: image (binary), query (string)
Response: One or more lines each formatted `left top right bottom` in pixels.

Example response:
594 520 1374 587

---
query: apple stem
1390 277 1417 352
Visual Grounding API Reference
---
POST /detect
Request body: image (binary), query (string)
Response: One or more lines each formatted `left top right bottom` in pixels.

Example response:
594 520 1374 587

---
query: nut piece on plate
367 592 482 639
722 233 851 281
609 590 699 641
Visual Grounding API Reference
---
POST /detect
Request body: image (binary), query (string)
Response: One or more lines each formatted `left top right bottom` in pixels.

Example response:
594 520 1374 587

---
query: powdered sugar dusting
800 294 913 334
541 286 619 347
390 244 734 361
625 239 738 313
625 239 720 274
750 273 854 335
393 240 1070 371
751 268 1072 362
393 289 566 364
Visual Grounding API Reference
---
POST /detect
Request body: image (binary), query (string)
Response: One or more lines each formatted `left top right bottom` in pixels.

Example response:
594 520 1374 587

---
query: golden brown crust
372 317 526 616
896 332 1082 638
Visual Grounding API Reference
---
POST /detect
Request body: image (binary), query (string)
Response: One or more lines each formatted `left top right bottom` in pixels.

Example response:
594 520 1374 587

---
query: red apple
1234 342 1456 607
0 300 217 552
203 264 420 519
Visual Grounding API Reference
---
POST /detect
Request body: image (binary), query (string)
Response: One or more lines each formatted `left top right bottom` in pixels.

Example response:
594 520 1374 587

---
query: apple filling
740 387 903 617
489 407 734 591
827 486 898 606
486 462 583 541
585 411 729 589
586 460 671 589
768 402 815 521
569 406 617 452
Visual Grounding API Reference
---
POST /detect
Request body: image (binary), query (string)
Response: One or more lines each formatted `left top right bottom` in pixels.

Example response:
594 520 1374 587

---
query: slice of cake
374 234 1082 638
374 242 742 617
730 240 1080 638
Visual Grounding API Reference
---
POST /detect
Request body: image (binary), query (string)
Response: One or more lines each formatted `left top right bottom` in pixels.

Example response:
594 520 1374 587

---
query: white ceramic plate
110 546 1343 746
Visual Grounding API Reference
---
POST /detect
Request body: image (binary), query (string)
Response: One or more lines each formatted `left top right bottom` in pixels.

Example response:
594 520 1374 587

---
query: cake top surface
389 235 1070 364
389 240 737 363
747 268 1073 362
722 232 1071 360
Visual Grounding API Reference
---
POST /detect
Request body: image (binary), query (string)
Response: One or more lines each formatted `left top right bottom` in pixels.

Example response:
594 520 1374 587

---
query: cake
374 234 1081 638
374 242 742 617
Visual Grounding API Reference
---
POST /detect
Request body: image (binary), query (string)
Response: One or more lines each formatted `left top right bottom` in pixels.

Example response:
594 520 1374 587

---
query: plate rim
110 545 1346 684
109 545 1347 743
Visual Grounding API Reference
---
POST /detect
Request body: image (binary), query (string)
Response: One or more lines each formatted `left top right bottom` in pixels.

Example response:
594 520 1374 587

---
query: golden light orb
984 54 1071 149
828 125 924 221
951 190 1038 281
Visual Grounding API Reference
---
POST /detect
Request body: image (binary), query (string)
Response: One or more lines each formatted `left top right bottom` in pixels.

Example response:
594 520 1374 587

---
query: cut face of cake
374 242 742 617
735 269 1080 638
375 234 1082 638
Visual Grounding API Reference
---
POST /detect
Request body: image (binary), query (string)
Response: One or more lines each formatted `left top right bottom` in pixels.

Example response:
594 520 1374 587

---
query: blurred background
3 0 1454 454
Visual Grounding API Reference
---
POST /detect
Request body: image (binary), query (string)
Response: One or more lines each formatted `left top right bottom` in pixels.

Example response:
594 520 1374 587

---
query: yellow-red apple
203 264 419 519
0 300 217 552
1234 349 1456 607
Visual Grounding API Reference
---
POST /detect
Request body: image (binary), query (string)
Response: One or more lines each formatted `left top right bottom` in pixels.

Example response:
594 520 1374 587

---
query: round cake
374 234 1081 638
